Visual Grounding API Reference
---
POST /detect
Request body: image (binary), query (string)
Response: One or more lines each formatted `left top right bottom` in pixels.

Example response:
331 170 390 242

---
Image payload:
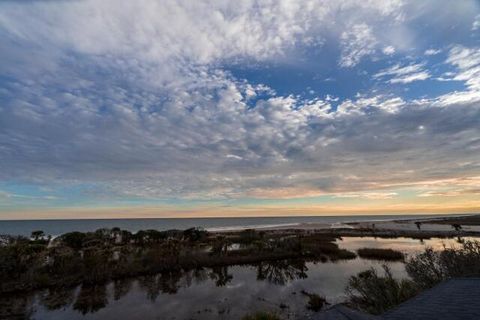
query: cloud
446 45 480 91
374 63 430 84
339 23 377 67
383 46 396 55
473 14 480 31
1 73 479 200
0 0 479 207
424 49 441 56
334 192 398 200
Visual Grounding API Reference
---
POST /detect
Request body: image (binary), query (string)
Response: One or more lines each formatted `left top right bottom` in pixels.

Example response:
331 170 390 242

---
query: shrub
405 240 480 289
301 290 327 311
346 265 417 314
31 230 45 241
347 241 480 314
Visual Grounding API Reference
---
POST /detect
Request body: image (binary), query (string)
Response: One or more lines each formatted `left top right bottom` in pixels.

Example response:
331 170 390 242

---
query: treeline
0 227 356 294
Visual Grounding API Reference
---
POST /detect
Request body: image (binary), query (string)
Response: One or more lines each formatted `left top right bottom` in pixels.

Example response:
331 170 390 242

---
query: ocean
0 214 451 236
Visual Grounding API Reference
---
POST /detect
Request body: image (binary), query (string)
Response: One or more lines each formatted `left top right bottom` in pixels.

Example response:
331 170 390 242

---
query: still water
3 236 471 320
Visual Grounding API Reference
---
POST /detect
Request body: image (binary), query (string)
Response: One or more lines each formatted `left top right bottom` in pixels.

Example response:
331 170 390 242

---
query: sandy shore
215 214 480 238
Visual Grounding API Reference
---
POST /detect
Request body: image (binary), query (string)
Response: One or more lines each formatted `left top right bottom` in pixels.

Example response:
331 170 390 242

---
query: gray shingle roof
304 279 480 320
382 278 480 320
303 304 379 320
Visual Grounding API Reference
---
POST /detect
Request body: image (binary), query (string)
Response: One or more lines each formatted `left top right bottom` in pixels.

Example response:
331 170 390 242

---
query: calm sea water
0 214 450 236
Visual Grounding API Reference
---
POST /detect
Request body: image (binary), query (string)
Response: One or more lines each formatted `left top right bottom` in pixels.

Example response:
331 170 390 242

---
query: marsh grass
357 248 404 261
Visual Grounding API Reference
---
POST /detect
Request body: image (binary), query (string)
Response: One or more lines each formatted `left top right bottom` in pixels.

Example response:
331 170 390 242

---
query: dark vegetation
356 248 404 261
425 214 480 226
347 240 480 314
0 228 356 295
346 265 417 314
301 290 328 312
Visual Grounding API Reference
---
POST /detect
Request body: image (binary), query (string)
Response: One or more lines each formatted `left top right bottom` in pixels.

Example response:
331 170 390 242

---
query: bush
346 265 417 314
347 241 480 314
405 240 480 289
357 248 404 261
301 290 327 311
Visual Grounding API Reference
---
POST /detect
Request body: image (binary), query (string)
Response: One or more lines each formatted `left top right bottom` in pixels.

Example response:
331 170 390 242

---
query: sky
0 0 479 219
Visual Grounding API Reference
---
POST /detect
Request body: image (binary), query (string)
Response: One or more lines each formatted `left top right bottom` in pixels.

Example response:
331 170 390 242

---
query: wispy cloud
446 45 480 91
424 49 441 56
472 14 480 31
374 63 430 84
339 23 377 67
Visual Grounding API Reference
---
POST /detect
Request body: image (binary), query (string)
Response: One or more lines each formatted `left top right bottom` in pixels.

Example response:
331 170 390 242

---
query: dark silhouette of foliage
209 266 233 286
61 232 87 249
452 224 462 232
357 248 404 261
301 290 328 311
406 240 480 288
256 259 307 285
31 230 45 241
39 287 75 310
347 240 480 314
346 265 417 314
73 284 108 315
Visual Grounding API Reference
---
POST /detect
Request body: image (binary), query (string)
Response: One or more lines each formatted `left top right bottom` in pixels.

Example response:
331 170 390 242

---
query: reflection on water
3 237 477 320
256 259 308 285
74 285 108 315
39 287 75 311
337 236 476 254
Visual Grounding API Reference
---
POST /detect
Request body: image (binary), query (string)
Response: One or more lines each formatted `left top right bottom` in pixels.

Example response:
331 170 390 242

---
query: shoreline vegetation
0 228 359 294
1 214 480 319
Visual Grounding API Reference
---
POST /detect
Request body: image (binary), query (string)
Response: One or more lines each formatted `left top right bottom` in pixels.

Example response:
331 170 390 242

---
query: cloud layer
0 0 479 214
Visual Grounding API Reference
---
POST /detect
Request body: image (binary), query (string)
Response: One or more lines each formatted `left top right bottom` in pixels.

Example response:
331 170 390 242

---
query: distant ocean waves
0 214 450 236
206 222 302 232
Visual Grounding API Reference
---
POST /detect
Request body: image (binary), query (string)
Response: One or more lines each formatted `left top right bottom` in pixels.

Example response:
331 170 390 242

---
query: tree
31 230 45 241
61 232 86 249
452 224 462 232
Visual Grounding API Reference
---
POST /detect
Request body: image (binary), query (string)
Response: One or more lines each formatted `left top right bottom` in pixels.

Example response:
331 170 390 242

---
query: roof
383 278 480 320
304 278 480 320
304 305 378 320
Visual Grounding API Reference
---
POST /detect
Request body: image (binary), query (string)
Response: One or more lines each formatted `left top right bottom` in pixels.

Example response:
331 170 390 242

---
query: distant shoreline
0 212 476 222
209 213 479 231
0 213 478 237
